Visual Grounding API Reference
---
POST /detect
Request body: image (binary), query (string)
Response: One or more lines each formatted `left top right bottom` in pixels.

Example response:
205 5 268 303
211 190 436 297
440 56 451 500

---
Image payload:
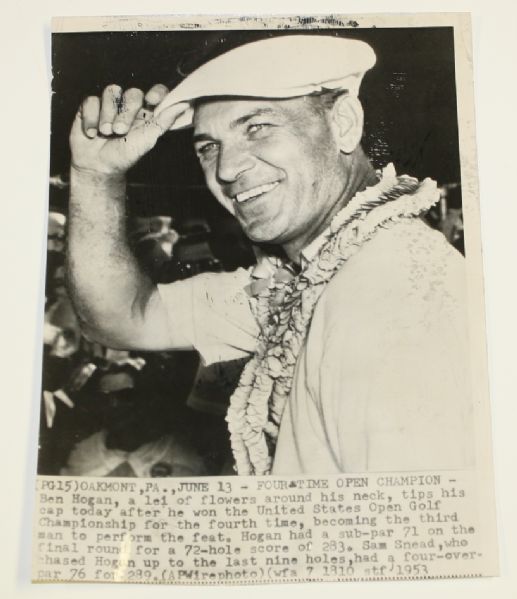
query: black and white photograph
42 21 472 479
5 0 517 595
25 11 501 586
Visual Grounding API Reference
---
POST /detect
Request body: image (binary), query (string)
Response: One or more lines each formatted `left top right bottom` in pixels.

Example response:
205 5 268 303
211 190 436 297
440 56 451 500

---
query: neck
283 150 378 264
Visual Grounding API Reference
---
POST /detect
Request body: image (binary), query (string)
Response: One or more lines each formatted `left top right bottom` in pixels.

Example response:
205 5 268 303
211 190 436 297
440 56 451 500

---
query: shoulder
306 217 468 371
319 218 466 332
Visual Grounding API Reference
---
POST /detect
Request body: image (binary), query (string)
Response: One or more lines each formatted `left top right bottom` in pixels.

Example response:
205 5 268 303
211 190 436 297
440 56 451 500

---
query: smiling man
192 96 375 260
68 35 473 475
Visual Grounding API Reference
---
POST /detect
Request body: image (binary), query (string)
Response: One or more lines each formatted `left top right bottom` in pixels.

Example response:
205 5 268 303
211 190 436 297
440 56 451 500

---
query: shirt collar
299 229 329 268
249 228 328 281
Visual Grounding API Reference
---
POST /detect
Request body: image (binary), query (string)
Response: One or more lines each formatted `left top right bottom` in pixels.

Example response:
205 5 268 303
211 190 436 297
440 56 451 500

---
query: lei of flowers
226 164 441 475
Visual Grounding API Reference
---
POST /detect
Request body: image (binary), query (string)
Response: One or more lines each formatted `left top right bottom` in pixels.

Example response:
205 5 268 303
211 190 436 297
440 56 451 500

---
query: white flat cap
154 35 376 130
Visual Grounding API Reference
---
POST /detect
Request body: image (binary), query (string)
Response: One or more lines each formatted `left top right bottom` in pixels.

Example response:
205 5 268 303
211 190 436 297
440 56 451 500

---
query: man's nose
216 142 254 183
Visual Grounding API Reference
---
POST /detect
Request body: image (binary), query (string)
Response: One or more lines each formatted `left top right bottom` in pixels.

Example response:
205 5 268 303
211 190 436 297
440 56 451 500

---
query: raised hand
70 84 188 176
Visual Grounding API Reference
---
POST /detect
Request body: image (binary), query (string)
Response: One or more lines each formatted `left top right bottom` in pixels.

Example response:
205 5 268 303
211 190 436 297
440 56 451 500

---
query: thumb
69 110 86 144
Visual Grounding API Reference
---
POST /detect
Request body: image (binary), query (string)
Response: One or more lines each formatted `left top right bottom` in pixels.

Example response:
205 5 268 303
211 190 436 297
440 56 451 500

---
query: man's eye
247 123 271 136
195 142 218 158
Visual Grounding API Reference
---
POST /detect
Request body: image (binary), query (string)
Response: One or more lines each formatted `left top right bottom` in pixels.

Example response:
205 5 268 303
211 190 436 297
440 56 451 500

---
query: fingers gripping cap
155 35 376 130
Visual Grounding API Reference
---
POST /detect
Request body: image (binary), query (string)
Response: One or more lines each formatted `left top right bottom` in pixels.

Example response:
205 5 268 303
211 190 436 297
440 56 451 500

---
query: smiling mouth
233 181 280 204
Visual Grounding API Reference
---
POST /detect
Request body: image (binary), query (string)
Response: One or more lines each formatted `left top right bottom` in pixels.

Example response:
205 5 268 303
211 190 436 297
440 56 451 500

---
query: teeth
235 181 279 203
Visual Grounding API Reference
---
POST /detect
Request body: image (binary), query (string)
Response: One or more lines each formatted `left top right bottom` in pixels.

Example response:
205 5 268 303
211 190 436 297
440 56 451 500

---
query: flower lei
226 164 440 475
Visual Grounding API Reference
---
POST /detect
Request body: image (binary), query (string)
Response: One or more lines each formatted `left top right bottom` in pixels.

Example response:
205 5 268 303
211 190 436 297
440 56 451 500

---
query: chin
241 230 273 244
239 221 282 244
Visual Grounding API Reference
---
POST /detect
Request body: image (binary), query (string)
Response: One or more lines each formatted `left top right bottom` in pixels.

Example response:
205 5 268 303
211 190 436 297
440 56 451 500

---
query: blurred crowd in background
40 176 464 478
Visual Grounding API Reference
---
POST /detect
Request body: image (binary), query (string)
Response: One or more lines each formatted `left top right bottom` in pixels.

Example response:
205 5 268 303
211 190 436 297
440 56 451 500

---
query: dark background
50 27 462 221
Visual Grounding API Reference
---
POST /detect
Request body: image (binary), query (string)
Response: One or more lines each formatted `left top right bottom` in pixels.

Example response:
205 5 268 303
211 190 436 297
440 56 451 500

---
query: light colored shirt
158 218 474 474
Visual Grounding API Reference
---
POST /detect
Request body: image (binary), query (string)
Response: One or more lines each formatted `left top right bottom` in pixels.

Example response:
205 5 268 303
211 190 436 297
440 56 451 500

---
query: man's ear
330 94 364 154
